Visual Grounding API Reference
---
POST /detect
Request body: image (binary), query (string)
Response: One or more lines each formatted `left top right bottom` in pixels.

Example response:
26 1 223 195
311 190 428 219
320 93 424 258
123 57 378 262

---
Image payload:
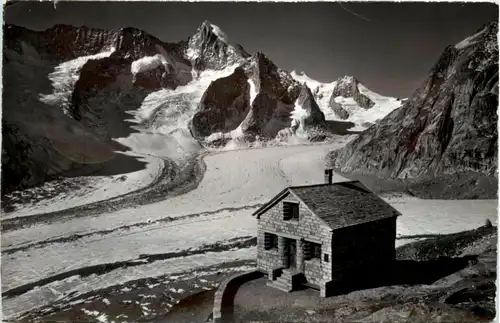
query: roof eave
253 187 290 218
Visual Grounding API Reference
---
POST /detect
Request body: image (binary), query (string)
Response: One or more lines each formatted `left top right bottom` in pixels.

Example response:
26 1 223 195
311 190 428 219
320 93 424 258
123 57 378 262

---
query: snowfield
2 141 497 320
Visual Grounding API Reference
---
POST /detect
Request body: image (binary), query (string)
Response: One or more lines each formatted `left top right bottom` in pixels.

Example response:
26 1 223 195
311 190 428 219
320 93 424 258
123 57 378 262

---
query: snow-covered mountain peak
186 20 249 71
290 71 403 129
200 21 229 43
337 75 356 84
290 70 329 90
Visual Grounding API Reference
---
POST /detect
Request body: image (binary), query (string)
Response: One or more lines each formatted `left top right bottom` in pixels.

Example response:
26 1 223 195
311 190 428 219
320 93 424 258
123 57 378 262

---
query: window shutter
272 235 278 249
303 241 312 260
283 203 292 220
292 204 299 219
264 233 272 250
313 244 322 259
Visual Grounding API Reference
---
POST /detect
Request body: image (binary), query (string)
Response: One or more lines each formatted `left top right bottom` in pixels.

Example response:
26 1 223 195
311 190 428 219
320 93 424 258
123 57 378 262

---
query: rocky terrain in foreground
327 21 498 199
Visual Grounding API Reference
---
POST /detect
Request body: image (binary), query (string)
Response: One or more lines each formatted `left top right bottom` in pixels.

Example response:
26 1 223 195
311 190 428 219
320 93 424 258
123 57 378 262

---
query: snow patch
290 100 310 136
131 54 168 76
290 70 323 89
185 46 198 61
248 78 258 105
455 26 487 49
208 22 229 43
39 47 116 115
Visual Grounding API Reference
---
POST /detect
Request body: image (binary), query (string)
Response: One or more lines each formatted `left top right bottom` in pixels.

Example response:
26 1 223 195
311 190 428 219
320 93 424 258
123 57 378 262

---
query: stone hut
253 169 402 297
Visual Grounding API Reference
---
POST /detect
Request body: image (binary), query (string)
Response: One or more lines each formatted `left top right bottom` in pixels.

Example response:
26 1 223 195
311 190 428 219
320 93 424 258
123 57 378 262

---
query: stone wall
256 191 333 293
304 258 322 285
330 217 397 287
213 270 264 323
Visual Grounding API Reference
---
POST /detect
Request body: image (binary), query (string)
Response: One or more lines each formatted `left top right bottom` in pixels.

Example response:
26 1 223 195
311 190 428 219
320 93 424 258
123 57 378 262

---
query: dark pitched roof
253 181 401 230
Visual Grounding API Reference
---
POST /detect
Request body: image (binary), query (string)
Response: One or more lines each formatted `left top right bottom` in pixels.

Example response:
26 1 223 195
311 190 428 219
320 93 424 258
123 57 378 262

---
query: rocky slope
190 66 251 138
327 21 498 197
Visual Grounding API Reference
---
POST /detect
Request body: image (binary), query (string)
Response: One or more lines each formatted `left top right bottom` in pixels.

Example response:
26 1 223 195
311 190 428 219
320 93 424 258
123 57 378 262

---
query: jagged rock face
328 76 375 119
295 84 326 129
328 21 498 180
247 53 301 103
239 53 302 138
187 21 250 71
4 24 115 60
330 101 350 120
190 67 250 137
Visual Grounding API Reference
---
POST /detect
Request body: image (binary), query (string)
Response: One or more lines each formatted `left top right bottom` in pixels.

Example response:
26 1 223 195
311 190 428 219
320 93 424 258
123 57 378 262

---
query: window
283 202 299 220
264 233 278 250
323 254 329 263
304 241 321 260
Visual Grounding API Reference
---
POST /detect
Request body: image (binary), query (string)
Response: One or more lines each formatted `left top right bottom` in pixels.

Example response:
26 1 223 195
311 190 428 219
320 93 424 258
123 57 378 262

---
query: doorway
285 238 297 269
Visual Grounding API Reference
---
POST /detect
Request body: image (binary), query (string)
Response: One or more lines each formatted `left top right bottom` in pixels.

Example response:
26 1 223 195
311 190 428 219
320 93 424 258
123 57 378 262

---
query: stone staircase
267 268 301 292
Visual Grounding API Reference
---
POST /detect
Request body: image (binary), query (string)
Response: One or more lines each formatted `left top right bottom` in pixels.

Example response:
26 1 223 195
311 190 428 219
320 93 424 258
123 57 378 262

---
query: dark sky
4 1 498 97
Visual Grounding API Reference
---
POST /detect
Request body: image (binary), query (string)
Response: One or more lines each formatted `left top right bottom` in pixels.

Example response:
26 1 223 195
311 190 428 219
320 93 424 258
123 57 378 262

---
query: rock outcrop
295 84 326 130
330 101 350 120
327 21 498 186
328 76 375 119
238 53 302 138
190 67 250 137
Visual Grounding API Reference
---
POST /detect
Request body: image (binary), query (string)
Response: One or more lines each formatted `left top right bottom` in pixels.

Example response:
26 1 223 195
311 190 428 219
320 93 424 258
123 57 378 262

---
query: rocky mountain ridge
327 21 498 198
2 21 400 194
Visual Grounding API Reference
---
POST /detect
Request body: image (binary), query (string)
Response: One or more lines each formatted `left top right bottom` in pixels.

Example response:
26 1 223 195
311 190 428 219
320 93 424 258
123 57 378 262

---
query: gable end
253 187 290 218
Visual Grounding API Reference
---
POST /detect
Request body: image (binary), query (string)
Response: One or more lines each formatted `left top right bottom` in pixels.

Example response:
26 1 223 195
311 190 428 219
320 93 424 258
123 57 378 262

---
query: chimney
324 169 333 184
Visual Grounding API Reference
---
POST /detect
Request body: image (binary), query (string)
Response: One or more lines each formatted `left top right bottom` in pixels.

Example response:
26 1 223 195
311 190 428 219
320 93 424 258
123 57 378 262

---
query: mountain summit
187 21 250 71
